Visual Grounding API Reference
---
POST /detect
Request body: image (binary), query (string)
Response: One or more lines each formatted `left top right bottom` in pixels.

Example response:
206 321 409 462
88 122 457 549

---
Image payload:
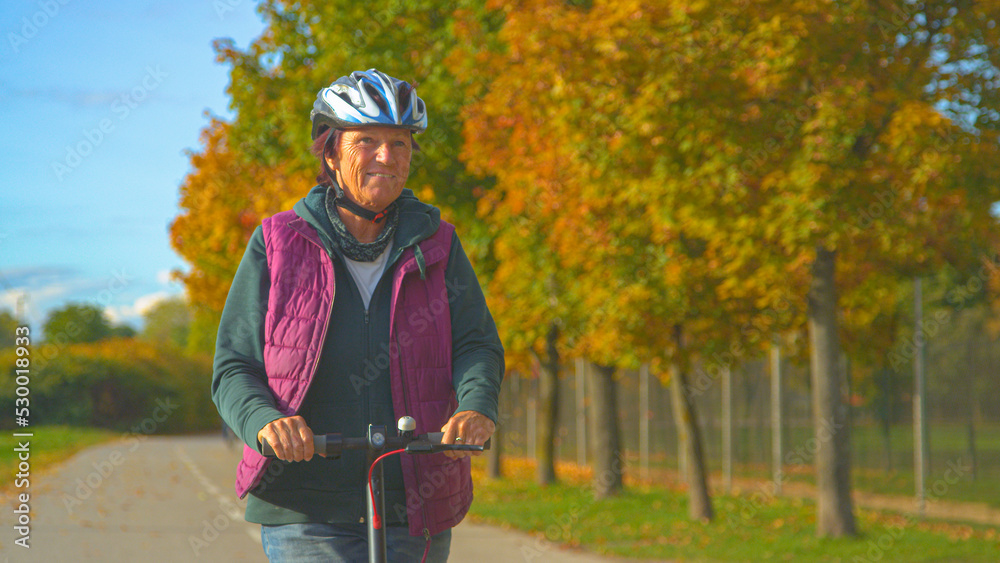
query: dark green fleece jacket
211 185 504 525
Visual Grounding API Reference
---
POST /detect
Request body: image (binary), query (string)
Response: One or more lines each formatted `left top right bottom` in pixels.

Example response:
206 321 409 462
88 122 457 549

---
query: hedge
0 337 217 433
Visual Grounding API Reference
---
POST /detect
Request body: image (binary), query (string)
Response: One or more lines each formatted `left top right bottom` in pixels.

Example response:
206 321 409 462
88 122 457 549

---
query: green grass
470 458 1000 562
0 425 118 488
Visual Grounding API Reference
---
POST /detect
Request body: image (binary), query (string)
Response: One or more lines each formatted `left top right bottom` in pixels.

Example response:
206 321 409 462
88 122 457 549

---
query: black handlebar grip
260 435 328 457
261 439 276 457
422 432 491 450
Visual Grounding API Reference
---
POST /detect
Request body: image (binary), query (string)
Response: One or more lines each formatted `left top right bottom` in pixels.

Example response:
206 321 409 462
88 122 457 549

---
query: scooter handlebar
260 431 489 458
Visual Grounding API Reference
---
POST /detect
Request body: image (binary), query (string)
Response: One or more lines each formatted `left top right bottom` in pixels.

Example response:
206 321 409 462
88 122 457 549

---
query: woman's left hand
440 410 495 459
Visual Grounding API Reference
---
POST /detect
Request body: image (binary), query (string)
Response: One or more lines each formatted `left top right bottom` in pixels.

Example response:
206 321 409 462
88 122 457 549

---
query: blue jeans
261 522 451 562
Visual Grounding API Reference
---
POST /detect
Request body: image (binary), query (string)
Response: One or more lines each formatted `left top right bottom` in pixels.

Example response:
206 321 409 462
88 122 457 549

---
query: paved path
0 435 652 562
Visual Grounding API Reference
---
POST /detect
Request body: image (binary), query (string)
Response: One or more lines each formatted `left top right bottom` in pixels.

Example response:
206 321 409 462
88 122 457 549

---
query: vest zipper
361 295 373 478
300 246 336 412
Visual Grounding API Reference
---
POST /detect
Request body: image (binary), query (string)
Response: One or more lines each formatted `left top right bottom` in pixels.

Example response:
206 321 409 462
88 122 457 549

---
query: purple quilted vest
233 209 471 537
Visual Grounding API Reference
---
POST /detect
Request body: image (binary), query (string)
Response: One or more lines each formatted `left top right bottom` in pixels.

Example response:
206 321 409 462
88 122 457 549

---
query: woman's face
327 127 412 211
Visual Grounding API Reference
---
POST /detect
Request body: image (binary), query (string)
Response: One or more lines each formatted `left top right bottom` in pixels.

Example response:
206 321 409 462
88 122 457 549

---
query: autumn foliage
460 0 1000 369
171 0 1000 535
171 118 298 312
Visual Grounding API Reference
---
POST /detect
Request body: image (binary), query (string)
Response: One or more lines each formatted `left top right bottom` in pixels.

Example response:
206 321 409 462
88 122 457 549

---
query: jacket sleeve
211 226 286 452
446 231 505 424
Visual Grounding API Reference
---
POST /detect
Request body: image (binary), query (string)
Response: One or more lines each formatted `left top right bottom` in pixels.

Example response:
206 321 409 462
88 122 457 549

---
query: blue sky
1 1 266 333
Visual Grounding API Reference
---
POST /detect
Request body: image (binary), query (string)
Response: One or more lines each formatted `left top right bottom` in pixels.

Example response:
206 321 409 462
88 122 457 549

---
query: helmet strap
335 193 393 224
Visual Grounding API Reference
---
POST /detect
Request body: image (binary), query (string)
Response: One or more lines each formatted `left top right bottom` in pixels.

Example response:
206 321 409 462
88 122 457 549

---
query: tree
42 303 112 345
459 0 667 508
461 0 1000 533
588 363 623 499
459 0 788 515
534 323 560 486
186 308 222 356
171 119 292 313
808 247 855 535
110 325 138 339
660 1 1000 537
142 296 193 350
0 309 20 349
668 326 714 521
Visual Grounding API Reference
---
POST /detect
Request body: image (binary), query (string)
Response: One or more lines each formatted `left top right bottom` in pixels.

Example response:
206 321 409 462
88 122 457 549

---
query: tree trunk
807 246 856 537
668 325 714 522
588 363 623 498
879 368 893 474
534 323 560 486
487 423 504 478
966 340 978 481
487 371 508 479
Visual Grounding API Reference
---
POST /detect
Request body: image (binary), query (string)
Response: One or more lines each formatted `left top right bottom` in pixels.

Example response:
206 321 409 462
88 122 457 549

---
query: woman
212 69 504 562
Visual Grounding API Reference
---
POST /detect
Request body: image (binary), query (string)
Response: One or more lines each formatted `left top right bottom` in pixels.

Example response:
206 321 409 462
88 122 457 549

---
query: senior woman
211 69 504 562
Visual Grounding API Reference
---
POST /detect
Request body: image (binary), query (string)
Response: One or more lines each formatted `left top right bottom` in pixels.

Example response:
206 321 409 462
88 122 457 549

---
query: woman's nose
375 142 393 163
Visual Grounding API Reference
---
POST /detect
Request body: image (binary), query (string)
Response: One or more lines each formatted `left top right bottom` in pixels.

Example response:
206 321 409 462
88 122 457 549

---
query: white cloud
0 266 91 328
136 292 174 315
103 305 135 325
156 268 180 285
104 291 170 324
1 267 83 304
105 291 184 326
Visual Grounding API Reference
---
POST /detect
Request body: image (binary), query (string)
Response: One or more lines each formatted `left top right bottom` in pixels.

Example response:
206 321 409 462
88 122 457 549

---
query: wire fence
495 338 1000 508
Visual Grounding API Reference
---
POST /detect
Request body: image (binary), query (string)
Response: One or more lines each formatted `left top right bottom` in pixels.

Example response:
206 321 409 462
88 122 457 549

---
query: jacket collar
292 184 441 267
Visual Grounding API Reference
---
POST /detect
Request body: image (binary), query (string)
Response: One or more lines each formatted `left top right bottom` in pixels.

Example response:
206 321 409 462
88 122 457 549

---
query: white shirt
342 242 393 310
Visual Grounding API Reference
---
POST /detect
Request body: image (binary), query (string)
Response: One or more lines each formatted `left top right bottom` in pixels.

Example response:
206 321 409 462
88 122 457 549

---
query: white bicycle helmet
311 69 427 139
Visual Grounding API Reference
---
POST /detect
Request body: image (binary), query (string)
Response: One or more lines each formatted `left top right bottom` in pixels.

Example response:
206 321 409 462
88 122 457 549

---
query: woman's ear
325 154 338 171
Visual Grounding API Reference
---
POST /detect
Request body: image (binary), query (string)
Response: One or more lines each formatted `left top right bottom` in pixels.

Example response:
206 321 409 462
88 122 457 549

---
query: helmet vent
396 83 412 117
363 82 389 113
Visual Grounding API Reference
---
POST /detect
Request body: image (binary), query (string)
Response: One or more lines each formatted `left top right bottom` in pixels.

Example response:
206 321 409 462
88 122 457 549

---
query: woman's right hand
257 415 321 461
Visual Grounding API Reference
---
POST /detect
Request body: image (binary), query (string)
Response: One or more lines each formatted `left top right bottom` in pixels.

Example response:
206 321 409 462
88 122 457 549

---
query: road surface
0 434 649 562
